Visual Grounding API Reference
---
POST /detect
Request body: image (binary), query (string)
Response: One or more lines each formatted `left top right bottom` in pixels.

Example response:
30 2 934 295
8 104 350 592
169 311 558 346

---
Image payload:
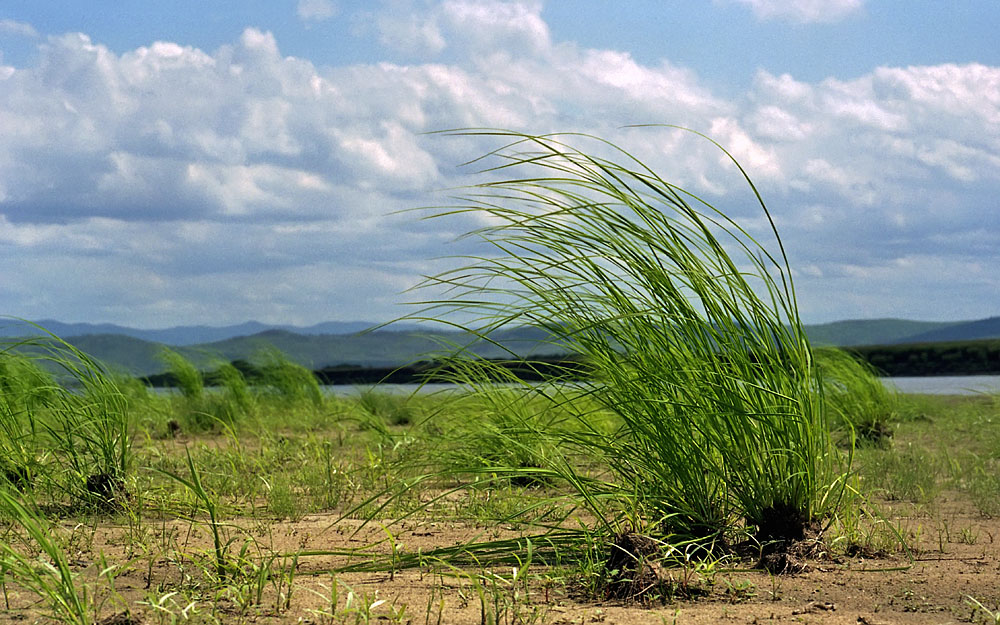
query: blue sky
1 0 998 327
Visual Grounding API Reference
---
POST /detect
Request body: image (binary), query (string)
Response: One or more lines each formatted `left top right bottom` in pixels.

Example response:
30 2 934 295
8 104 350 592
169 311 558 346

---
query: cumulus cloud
747 66 1000 199
371 0 551 59
0 28 450 224
0 19 38 38
374 2 447 57
297 0 338 23
727 0 865 23
439 0 550 56
0 1 998 324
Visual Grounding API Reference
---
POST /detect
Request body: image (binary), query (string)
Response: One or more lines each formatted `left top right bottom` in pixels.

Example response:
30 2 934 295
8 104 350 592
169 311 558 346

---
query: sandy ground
2 491 999 625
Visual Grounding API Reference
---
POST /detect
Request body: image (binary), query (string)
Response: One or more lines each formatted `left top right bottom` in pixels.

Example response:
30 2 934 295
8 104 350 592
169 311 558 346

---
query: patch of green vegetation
816 346 899 446
856 393 1000 517
1 330 133 509
8 133 1000 621
400 129 849 550
1 325 999 621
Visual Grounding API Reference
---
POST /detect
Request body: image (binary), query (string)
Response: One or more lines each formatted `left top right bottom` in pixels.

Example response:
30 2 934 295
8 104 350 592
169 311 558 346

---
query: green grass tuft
407 129 848 544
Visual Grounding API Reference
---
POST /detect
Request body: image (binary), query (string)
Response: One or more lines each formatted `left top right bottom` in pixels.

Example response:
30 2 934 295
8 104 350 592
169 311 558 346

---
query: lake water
322 382 460 396
881 375 1000 395
326 376 1000 397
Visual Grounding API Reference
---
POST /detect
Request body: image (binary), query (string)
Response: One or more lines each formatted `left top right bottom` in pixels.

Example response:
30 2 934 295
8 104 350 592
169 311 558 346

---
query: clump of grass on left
0 327 136 621
1 329 133 509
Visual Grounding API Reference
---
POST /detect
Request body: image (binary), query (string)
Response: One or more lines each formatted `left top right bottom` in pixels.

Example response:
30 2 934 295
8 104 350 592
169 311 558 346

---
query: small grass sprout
0 487 90 624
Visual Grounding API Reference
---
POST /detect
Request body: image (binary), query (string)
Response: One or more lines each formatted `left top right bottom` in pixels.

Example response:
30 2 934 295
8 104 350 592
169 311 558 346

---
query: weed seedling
156 447 231 579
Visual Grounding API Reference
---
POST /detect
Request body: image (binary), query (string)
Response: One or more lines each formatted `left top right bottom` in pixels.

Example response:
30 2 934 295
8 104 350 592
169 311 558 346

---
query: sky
0 0 998 328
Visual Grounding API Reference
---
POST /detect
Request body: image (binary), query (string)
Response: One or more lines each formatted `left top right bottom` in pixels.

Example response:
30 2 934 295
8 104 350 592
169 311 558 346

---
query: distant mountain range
0 319 390 345
1 316 998 377
802 318 960 346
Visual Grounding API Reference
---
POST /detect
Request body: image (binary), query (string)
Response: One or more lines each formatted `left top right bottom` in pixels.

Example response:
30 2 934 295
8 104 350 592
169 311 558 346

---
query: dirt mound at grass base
604 532 710 603
605 522 831 602
743 519 829 575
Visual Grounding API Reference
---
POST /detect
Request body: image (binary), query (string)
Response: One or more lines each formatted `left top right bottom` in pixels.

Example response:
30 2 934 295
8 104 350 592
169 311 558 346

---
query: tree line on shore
136 337 1000 388
848 338 1000 377
139 355 591 387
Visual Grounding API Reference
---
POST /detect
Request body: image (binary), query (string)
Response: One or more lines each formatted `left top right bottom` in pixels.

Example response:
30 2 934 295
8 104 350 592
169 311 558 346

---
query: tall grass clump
1 330 133 509
814 347 897 446
0 352 51 490
158 348 257 430
215 361 255 416
253 348 323 408
356 388 417 426
410 130 845 545
158 347 204 401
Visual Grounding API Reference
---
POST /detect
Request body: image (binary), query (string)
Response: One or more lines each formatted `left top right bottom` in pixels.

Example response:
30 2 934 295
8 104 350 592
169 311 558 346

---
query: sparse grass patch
856 444 942 503
7 131 1000 622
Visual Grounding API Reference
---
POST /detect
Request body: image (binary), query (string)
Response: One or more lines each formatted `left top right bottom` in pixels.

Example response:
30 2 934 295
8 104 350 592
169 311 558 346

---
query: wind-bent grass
158 349 258 431
0 352 50 490
1 328 133 508
406 130 846 545
253 348 323 408
215 361 254 416
158 347 204 401
815 347 898 445
357 388 417 426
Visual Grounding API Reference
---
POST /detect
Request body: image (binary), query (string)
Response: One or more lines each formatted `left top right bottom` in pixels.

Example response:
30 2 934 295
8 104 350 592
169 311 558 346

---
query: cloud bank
0 0 997 325
297 0 338 23
727 0 865 23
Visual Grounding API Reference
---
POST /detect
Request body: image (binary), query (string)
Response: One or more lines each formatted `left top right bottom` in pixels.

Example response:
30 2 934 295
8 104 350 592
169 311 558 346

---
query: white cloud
709 116 783 179
749 105 813 141
297 0 338 23
748 65 1000 203
0 6 998 325
728 0 864 23
0 19 38 38
440 0 550 56
375 6 446 56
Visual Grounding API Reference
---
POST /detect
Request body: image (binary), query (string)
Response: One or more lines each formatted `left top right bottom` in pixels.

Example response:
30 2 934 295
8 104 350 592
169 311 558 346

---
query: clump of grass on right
405 129 851 553
815 346 898 446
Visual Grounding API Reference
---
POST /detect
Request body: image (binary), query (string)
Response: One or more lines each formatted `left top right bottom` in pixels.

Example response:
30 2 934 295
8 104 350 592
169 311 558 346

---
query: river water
325 376 1000 397
880 375 1000 395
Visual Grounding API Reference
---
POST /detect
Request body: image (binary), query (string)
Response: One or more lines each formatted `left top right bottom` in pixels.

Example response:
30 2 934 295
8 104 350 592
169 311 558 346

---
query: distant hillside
67 334 172 375
193 329 454 370
803 319 960 346
42 325 563 377
892 316 1000 344
5 316 1000 376
0 318 406 346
